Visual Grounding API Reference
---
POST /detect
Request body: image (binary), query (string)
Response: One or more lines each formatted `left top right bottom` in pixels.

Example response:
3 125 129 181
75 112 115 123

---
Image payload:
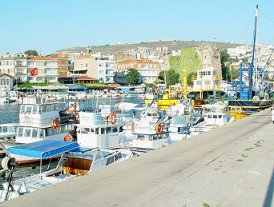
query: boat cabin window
90 128 95 133
18 128 23 136
82 128 89 134
24 129 31 137
218 115 222 119
114 153 122 161
106 127 111 134
20 105 25 113
39 130 45 138
95 128 99 135
32 129 38 138
2 127 7 133
26 106 32 113
106 156 115 165
119 126 123 132
32 105 38 114
208 115 212 118
213 115 217 119
101 128 105 134
112 127 118 133
46 128 59 136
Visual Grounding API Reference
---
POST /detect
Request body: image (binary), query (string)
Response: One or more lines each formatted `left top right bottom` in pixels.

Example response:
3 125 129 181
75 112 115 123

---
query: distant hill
58 40 240 55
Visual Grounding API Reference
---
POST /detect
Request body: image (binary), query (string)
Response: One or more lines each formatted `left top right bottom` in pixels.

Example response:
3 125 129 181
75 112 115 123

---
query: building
95 55 115 83
0 53 28 83
71 54 97 78
28 56 59 83
192 46 223 92
0 74 14 92
116 58 163 83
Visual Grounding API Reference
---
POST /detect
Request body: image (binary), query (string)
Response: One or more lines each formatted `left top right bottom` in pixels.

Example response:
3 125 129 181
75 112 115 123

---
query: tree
126 68 141 85
24 50 39 57
158 69 180 86
220 49 232 81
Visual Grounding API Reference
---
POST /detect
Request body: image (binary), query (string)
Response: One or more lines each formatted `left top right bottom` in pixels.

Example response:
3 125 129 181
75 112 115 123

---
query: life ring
64 134 73 142
155 123 164 134
52 118 60 129
107 112 117 124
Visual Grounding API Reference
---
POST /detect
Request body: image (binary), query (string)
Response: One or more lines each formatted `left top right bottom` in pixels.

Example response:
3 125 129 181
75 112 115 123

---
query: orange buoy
155 123 164 134
51 118 60 129
107 112 117 124
64 134 73 142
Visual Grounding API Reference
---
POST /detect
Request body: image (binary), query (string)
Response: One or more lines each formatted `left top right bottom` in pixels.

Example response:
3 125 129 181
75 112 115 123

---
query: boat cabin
19 102 66 128
15 125 71 144
77 111 127 149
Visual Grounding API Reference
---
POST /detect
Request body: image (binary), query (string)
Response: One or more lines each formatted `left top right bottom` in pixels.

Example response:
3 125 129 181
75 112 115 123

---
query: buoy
155 123 164 134
64 134 73 142
52 118 60 129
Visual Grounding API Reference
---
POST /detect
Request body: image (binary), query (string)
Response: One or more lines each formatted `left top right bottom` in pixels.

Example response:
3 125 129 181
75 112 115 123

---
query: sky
0 0 274 54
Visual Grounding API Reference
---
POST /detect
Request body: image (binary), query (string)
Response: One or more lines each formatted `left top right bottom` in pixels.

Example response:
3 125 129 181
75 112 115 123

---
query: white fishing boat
1 140 133 202
77 110 129 149
126 108 169 149
15 101 73 144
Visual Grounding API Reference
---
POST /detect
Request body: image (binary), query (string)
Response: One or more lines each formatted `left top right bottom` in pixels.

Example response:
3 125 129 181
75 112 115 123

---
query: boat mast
250 4 258 96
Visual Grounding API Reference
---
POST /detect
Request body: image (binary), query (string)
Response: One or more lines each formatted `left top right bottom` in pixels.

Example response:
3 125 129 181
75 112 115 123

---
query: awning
7 140 80 159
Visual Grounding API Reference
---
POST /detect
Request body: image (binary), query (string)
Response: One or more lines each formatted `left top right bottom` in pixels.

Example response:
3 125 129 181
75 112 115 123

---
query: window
26 106 32 113
39 130 44 138
106 156 114 165
81 128 90 134
90 128 95 133
112 127 118 133
218 115 222 119
46 128 55 136
213 115 217 119
20 105 25 113
33 105 38 114
119 126 123 132
32 129 38 138
101 128 105 134
95 128 99 135
2 127 7 133
18 128 23 136
106 127 111 134
24 129 31 137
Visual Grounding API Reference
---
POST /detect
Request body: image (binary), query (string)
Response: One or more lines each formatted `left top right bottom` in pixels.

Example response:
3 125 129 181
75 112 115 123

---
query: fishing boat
0 140 133 202
126 108 169 149
76 110 129 149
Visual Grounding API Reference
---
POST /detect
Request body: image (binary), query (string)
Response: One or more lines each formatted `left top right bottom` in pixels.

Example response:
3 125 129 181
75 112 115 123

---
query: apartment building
0 53 28 82
95 55 115 83
71 54 97 79
28 56 59 83
117 58 163 83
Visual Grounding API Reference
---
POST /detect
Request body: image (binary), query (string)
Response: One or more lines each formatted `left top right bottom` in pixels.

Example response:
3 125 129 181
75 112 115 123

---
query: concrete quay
2 109 274 207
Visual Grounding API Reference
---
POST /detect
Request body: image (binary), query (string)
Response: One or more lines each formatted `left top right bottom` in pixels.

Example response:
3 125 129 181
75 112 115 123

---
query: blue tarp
7 140 80 159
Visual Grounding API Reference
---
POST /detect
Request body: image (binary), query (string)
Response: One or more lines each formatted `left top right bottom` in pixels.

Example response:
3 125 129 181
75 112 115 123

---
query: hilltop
58 40 240 55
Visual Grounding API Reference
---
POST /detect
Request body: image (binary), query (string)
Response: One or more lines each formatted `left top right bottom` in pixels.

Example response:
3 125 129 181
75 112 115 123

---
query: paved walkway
2 109 274 207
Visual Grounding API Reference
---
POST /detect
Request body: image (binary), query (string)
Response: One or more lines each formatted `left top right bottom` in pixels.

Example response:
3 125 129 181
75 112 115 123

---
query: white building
192 68 222 91
28 57 59 83
0 74 14 92
95 55 115 83
0 53 28 82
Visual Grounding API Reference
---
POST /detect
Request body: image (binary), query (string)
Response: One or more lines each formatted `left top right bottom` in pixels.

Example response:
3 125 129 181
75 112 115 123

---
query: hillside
58 40 240 55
